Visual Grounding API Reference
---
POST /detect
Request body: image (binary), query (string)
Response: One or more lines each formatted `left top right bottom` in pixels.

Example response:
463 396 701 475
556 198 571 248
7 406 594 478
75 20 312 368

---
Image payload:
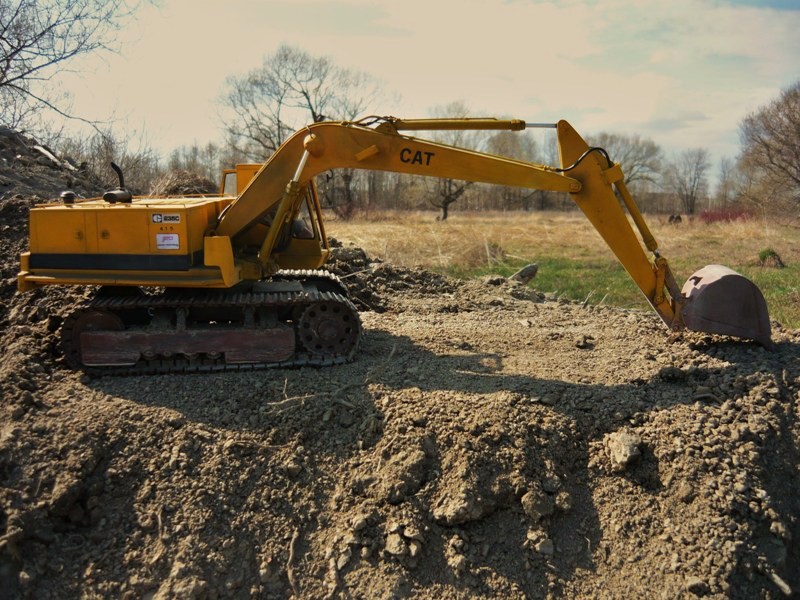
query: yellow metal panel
97 207 151 254
555 120 675 325
85 211 99 253
602 163 624 185
30 208 88 254
26 196 223 256
191 202 217 251
274 238 326 270
21 196 237 290
17 267 233 289
235 164 262 194
203 235 240 287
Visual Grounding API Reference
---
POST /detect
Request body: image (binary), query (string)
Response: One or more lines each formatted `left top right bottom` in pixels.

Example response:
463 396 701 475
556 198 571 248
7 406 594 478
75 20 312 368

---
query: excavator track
61 270 362 376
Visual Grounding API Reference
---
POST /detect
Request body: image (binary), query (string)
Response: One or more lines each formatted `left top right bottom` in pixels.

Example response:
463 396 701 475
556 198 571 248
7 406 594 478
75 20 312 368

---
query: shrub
698 209 751 224
758 248 785 268
462 240 506 267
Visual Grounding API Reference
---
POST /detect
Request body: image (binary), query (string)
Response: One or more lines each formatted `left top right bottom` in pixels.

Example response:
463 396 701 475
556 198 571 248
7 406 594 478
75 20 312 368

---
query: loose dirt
1 136 799 599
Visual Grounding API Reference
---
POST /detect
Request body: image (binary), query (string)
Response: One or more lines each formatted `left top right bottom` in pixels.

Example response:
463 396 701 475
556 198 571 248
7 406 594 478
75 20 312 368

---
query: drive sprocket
297 297 361 357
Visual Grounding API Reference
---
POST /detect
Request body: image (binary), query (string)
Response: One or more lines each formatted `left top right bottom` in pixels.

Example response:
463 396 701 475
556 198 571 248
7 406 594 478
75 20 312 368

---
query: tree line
2 1 797 219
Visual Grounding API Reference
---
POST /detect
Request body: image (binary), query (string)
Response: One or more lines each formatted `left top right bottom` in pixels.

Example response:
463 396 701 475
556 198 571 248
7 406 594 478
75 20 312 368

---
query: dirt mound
0 127 103 201
1 203 799 598
1 196 89 333
149 170 218 196
325 240 459 312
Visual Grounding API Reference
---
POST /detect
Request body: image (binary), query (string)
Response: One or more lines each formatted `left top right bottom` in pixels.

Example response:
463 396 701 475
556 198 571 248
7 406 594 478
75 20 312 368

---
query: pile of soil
0 127 102 201
323 240 459 313
148 171 218 197
1 165 799 598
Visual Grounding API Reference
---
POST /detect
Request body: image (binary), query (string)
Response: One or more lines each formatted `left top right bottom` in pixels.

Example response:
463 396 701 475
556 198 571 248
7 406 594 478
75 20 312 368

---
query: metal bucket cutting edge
681 265 772 348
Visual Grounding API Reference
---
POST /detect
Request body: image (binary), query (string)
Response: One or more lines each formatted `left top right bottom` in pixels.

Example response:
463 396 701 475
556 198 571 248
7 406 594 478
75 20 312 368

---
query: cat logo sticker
152 213 181 223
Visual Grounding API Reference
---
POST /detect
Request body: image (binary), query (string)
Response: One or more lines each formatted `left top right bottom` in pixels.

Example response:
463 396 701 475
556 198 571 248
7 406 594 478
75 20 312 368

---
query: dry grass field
327 209 800 327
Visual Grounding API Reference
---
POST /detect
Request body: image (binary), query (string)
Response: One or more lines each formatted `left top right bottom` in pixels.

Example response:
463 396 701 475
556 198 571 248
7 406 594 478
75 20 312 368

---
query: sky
57 0 800 177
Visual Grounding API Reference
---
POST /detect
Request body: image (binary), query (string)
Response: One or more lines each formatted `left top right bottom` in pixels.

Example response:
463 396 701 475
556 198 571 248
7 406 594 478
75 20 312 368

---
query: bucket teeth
681 265 772 348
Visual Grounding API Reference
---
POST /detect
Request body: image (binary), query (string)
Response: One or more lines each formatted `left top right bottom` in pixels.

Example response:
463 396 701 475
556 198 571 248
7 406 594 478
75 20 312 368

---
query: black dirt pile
0 125 104 329
1 267 798 599
325 239 459 312
1 196 31 289
0 195 87 334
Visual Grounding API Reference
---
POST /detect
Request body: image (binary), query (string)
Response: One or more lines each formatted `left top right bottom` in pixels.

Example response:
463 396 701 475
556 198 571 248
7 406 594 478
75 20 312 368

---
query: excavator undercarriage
61 271 361 375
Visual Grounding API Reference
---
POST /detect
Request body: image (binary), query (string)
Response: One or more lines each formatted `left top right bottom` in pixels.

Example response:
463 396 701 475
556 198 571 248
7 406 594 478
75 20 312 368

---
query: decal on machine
156 233 180 250
400 148 435 166
152 213 181 223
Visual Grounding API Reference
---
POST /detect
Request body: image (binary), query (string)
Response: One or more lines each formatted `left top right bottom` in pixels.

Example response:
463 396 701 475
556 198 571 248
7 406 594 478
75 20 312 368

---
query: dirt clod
604 430 642 472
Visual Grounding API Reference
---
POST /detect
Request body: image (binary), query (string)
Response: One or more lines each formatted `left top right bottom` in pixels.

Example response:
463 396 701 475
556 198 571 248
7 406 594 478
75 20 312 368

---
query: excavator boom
213 118 579 241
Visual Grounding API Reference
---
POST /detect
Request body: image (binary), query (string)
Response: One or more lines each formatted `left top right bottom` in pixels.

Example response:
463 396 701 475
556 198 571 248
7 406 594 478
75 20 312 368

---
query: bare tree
424 101 486 219
430 179 473 220
0 0 141 129
220 69 289 160
57 127 161 193
739 80 800 209
735 155 787 214
485 129 542 210
713 156 740 208
273 45 341 123
220 44 384 159
220 45 385 218
666 148 710 215
586 132 663 187
167 141 228 183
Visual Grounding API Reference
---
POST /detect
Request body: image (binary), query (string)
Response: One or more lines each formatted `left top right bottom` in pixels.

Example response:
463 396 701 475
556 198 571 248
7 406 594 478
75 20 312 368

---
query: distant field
326 210 800 329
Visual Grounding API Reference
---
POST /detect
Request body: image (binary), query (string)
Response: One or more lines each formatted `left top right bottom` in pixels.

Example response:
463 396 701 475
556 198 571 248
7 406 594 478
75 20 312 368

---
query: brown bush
461 239 507 268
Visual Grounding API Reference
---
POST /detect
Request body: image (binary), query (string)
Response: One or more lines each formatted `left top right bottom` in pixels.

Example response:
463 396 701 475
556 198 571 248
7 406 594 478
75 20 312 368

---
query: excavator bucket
680 265 772 348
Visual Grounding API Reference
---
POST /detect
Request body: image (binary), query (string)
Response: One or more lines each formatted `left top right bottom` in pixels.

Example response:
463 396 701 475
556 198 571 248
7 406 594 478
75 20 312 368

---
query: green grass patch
739 264 800 329
328 210 800 330
442 256 650 309
441 257 800 329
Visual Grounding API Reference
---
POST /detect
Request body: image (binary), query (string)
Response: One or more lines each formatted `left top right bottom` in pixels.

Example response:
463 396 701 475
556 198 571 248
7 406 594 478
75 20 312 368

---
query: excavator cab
219 164 330 271
268 182 330 269
220 164 262 196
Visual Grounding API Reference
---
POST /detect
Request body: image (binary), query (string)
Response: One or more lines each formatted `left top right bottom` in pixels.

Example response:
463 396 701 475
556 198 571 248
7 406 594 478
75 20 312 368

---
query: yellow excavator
17 117 772 374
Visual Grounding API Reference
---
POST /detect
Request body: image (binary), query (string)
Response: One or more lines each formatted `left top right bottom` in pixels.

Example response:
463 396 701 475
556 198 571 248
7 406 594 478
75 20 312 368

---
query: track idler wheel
298 299 360 357
63 309 126 368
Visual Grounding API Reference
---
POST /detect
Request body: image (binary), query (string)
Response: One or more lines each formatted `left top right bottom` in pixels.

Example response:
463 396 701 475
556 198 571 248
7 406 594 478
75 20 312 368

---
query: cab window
222 172 237 196
292 191 317 240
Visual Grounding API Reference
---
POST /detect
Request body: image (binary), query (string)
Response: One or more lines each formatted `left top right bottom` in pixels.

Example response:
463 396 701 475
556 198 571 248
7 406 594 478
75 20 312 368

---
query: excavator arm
216 117 684 329
215 118 578 239
215 115 770 346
